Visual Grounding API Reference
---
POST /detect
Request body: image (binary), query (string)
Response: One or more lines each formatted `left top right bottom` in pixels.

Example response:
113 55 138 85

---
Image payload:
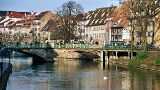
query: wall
86 25 106 47
40 11 54 30
54 49 81 59
28 48 58 62
24 48 101 62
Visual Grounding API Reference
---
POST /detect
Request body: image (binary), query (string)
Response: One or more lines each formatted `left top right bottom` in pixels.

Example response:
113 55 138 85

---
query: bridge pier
100 50 105 62
115 51 118 59
106 50 109 65
100 50 106 69
128 51 130 59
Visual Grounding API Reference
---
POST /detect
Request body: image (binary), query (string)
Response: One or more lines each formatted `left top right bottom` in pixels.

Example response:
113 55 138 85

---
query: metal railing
0 43 101 49
3 43 160 50
0 43 51 49
53 43 100 49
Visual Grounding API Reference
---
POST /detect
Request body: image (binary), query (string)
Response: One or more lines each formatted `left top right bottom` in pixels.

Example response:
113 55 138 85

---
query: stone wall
54 49 81 59
25 48 101 62
29 48 58 62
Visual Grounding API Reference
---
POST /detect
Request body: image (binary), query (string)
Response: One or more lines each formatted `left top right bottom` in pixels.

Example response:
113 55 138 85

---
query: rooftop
86 6 116 26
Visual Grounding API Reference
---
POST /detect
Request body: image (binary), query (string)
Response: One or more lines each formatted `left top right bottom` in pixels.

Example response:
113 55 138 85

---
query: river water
3 55 160 90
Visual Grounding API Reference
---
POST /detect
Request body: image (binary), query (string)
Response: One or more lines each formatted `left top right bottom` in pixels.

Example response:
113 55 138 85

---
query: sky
0 0 120 13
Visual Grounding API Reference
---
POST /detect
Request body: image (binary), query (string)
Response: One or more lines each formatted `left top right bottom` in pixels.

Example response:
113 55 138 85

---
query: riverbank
109 52 160 72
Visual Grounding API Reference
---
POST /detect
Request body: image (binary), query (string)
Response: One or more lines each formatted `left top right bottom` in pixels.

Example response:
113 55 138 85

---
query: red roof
7 12 26 18
16 20 25 23
6 21 15 28
0 17 5 22
11 20 25 27
7 21 14 26
86 6 116 26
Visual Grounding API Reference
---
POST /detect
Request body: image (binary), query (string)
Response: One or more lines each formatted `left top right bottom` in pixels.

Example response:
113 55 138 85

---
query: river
2 54 160 90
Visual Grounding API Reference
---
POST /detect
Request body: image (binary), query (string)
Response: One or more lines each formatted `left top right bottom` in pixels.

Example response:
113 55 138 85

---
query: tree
154 12 160 46
118 0 160 52
56 1 84 43
128 0 160 51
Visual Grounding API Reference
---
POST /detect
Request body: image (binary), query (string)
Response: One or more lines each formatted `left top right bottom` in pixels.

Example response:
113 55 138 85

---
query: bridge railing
0 43 101 49
0 43 51 49
3 43 157 50
53 43 100 49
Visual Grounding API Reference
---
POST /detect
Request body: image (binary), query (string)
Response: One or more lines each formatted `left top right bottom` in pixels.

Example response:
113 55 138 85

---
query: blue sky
0 0 119 13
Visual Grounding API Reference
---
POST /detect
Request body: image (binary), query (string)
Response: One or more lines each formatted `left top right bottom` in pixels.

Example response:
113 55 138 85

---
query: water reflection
4 57 160 90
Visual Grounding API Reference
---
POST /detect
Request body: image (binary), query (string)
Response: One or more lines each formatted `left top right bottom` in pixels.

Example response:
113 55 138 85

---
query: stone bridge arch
3 48 58 64
54 48 102 60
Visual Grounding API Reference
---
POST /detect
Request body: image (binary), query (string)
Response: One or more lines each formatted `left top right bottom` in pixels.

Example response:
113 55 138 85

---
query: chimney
24 13 27 17
31 11 34 15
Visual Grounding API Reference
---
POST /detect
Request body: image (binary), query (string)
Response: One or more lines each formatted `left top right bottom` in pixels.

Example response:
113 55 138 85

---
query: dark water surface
3 56 160 90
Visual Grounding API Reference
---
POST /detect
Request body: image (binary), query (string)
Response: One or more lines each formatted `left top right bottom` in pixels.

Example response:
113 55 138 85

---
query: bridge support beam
100 50 106 69
100 50 105 62
128 52 130 59
115 51 118 59
106 50 109 65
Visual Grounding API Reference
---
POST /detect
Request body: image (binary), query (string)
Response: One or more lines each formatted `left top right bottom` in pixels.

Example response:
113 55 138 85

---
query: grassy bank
128 51 160 71
109 51 160 71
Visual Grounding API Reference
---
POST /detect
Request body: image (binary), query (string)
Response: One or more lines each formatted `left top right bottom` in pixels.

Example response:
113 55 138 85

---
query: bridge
0 43 159 90
0 43 142 64
0 43 104 62
0 43 57 64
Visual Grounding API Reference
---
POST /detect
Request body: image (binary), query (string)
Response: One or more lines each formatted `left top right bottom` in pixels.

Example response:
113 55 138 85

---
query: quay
0 63 12 90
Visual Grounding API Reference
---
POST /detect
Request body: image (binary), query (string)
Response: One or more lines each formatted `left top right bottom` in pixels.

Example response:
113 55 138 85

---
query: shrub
135 52 150 61
128 52 149 67
156 55 160 65
128 60 140 67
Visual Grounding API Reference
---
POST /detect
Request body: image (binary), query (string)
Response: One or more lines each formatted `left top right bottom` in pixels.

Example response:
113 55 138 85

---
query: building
110 2 130 47
74 14 86 40
32 11 54 31
41 17 59 43
0 11 34 44
153 13 160 47
85 6 116 47
32 11 55 43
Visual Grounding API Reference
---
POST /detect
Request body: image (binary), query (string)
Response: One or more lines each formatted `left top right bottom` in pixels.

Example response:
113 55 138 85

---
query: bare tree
128 0 160 51
117 0 160 53
56 1 84 43
154 12 160 45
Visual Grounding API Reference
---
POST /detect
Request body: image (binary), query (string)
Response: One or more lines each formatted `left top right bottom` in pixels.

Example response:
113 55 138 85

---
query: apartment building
85 6 116 47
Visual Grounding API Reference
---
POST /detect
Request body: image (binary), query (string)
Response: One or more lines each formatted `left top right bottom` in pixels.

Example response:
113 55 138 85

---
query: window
136 31 142 37
147 31 153 37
